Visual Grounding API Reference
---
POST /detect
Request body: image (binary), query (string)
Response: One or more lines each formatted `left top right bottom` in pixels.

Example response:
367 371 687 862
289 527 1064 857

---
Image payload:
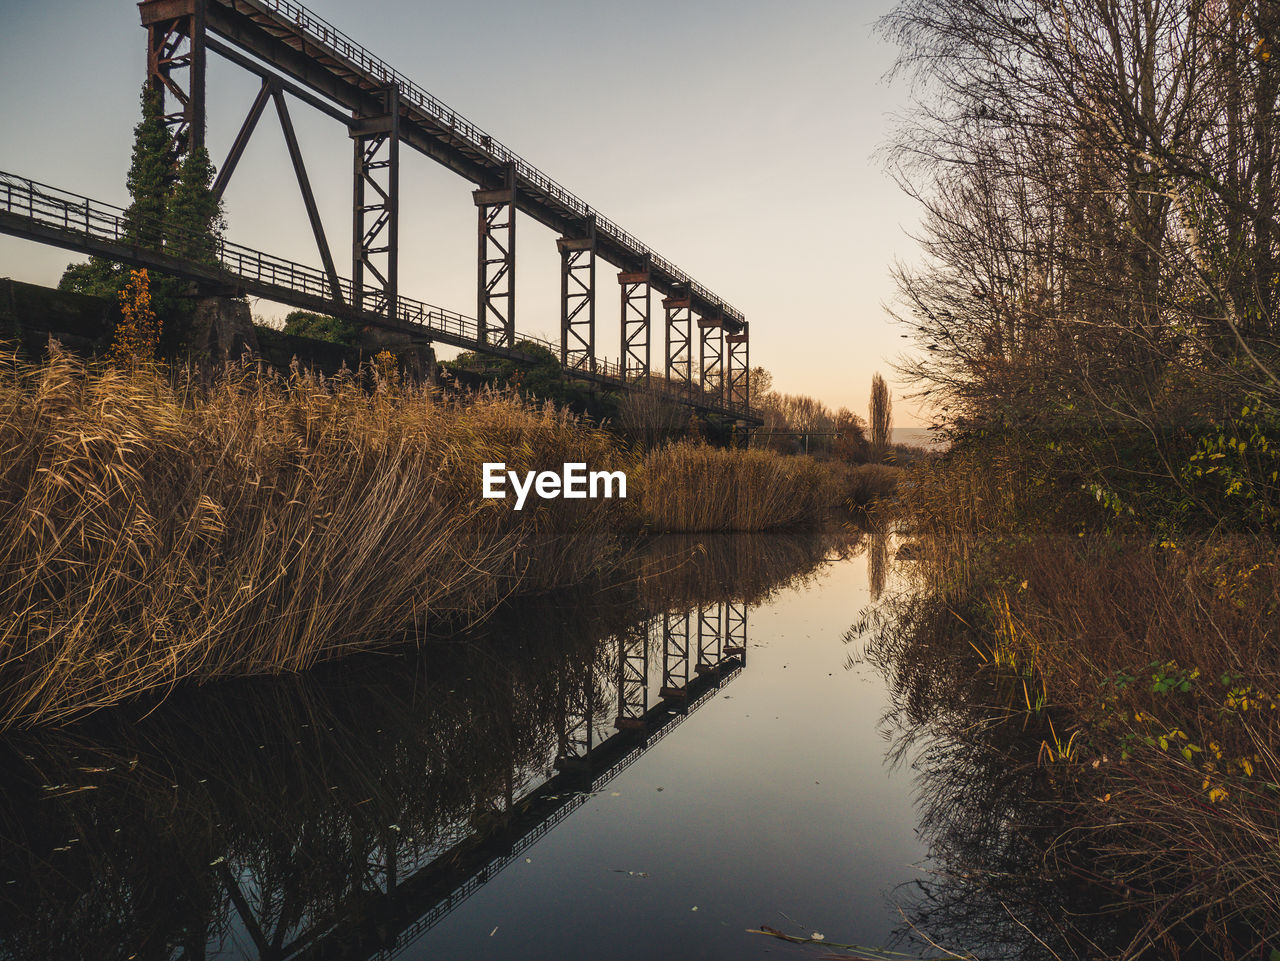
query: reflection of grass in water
0 525 841 961
0 627 604 960
858 591 1200 960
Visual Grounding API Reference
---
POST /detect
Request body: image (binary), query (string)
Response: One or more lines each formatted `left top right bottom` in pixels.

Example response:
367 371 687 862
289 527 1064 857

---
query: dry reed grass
839 462 901 509
635 443 840 532
892 446 1280 950
0 345 629 728
990 536 1280 947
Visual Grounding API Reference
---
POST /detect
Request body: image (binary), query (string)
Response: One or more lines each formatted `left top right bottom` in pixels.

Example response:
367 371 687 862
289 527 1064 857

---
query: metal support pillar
696 603 722 675
618 262 650 382
615 621 650 731
699 313 724 402
559 221 596 372
140 0 207 163
660 612 690 701
663 289 693 394
351 85 400 318
474 166 516 348
727 323 749 410
724 601 747 659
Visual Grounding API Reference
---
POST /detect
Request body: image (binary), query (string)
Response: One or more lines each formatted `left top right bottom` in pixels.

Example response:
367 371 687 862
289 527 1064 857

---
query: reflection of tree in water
866 516 889 601
0 530 838 961
861 594 1148 961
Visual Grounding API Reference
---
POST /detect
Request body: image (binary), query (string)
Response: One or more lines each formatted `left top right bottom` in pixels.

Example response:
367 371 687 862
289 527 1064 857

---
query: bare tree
882 0 1280 483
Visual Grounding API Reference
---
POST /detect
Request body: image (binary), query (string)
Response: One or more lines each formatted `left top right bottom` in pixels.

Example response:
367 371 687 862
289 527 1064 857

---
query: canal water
0 528 935 960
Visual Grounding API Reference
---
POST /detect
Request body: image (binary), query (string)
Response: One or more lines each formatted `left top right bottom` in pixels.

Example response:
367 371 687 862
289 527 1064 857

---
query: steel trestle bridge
0 0 760 424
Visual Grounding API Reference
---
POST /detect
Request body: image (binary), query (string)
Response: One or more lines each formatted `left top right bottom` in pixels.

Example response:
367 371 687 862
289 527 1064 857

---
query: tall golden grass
0 348 871 729
0 346 630 728
635 443 841 532
840 462 901 509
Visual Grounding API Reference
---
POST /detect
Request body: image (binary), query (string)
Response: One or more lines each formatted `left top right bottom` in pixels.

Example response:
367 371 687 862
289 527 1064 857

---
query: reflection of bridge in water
213 602 747 961
0 531 862 961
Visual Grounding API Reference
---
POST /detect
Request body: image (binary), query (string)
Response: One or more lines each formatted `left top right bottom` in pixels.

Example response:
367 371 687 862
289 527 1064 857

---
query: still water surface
0 530 932 960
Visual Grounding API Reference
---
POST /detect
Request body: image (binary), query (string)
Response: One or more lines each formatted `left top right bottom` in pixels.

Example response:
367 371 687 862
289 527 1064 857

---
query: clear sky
0 0 925 424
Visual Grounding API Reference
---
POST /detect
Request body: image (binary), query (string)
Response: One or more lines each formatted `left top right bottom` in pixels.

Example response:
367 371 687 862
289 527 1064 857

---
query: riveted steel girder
352 85 400 318
663 290 693 395
140 0 208 163
474 168 516 348
698 313 724 403
559 225 596 372
618 266 651 382
727 325 750 410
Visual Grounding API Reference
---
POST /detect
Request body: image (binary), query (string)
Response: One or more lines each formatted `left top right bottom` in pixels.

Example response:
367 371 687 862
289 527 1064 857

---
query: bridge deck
0 171 761 423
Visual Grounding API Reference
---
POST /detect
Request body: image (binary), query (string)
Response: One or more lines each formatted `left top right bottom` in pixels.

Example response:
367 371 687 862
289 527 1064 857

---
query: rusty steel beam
474 167 515 348
140 0 207 163
1 170 767 422
188 0 746 333
698 311 724 403
663 289 693 395
271 84 342 304
727 323 750 411
204 35 352 125
618 265 650 382
211 78 271 200
143 0 755 384
559 223 595 373
351 85 399 318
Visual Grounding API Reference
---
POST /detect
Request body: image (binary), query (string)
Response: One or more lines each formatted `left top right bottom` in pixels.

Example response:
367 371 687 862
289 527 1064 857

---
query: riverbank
0 348 877 729
875 442 1280 955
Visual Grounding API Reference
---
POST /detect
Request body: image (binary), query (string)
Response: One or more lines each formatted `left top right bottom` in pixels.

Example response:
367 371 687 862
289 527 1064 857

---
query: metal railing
235 0 744 324
0 170 759 419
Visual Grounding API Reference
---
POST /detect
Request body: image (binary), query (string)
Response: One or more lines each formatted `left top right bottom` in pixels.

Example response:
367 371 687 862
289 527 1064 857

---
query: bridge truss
121 0 757 420
0 171 760 422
